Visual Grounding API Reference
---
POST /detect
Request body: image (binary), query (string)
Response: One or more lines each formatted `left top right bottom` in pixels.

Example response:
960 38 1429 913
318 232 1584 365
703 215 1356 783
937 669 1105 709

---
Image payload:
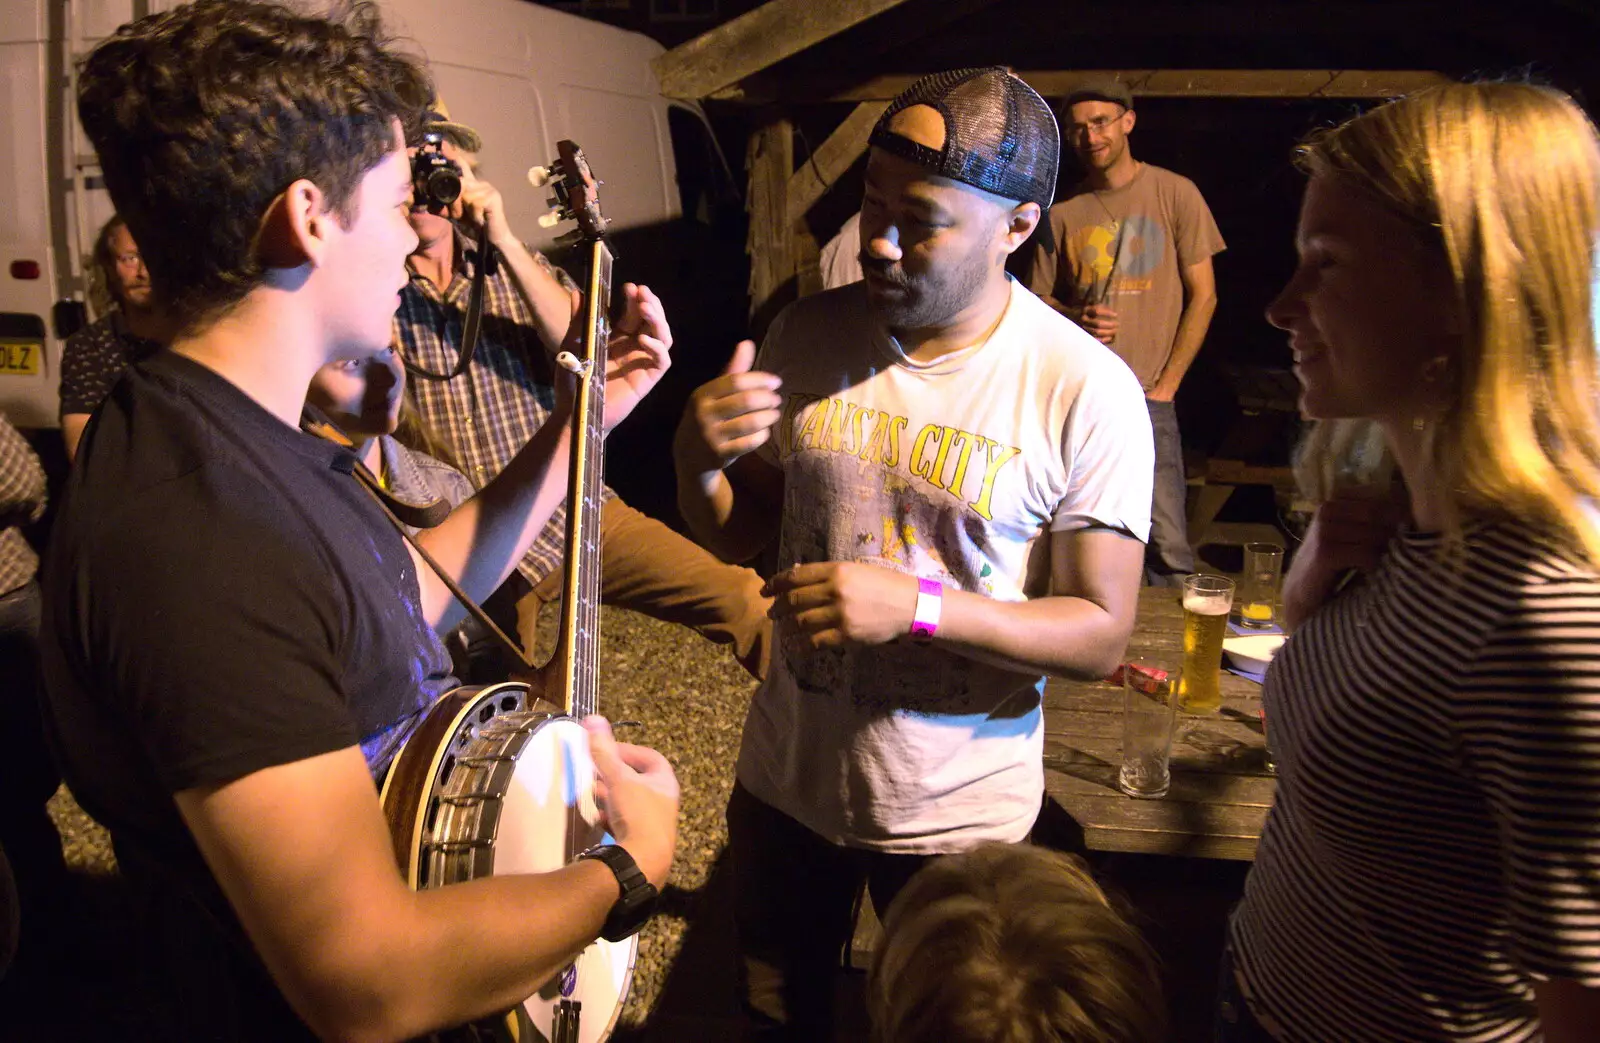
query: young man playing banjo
39 2 679 1039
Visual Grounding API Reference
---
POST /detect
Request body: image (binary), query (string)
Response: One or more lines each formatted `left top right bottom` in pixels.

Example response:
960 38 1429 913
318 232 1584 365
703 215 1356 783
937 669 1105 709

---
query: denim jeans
1146 399 1196 587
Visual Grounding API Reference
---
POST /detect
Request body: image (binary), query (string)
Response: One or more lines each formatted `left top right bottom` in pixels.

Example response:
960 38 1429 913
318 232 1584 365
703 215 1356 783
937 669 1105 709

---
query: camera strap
403 221 495 383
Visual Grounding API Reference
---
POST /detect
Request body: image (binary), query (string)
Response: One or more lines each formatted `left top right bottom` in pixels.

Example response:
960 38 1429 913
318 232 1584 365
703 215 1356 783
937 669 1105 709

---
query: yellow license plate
0 341 42 376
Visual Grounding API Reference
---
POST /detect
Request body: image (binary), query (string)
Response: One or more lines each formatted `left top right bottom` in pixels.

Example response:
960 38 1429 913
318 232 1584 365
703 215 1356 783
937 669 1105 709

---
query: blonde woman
1224 83 1600 1041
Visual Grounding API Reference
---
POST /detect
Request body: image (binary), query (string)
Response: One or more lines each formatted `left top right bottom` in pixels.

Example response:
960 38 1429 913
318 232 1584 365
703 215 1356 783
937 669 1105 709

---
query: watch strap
578 843 659 942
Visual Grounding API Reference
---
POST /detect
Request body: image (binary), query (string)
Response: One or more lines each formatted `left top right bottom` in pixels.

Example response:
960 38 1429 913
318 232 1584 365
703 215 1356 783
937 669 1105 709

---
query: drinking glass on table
1235 543 1284 629
1119 655 1181 799
1177 573 1235 714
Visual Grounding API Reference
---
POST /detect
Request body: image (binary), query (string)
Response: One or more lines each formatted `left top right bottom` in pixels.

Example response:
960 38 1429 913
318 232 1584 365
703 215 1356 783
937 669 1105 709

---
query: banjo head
382 686 637 1042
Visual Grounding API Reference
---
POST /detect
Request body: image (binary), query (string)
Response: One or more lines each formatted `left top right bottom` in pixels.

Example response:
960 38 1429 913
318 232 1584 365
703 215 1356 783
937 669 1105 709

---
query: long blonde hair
1292 82 1600 564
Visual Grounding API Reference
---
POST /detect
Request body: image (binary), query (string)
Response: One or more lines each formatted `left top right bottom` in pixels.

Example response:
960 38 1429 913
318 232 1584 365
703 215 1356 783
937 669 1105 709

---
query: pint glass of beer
1177 573 1235 714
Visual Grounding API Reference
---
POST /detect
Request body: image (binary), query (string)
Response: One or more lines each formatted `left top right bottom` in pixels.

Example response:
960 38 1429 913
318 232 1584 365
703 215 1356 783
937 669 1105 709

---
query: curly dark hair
77 0 433 331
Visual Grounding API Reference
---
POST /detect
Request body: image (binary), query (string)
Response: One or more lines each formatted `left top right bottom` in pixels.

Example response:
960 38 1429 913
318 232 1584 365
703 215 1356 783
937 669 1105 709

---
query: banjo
379 140 633 1043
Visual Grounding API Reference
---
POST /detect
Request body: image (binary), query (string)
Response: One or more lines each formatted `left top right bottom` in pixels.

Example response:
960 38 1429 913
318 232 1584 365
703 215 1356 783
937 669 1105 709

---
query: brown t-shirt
1026 163 1224 388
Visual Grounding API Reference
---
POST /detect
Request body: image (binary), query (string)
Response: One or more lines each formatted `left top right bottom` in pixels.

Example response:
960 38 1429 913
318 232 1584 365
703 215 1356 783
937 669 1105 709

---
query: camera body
411 130 462 213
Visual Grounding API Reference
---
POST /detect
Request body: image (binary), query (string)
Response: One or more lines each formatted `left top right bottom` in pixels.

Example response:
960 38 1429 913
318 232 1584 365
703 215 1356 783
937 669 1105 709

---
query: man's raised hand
449 155 515 251
675 340 783 477
600 283 672 432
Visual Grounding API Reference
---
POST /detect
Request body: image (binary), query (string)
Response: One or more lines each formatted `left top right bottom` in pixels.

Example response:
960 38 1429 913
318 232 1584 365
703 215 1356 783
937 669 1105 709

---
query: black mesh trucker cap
868 67 1060 213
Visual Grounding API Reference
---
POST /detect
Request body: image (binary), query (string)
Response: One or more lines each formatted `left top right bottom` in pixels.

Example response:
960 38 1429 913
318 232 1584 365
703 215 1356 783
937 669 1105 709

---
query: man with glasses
58 216 175 460
1027 82 1224 587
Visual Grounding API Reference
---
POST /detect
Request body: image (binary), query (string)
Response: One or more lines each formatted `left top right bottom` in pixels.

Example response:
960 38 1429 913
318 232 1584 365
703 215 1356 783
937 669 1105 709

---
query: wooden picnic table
1043 586 1277 861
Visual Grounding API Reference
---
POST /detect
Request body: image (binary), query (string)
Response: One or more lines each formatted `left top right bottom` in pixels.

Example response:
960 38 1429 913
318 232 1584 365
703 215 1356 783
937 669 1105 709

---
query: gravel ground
7 604 760 1040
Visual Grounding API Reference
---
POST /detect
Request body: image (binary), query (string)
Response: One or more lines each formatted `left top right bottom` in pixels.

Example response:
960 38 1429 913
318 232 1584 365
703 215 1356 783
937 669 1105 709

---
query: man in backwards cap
674 68 1154 1039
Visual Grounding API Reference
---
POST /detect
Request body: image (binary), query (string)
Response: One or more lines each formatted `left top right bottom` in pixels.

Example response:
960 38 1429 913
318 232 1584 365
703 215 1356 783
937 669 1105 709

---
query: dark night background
565 0 1599 529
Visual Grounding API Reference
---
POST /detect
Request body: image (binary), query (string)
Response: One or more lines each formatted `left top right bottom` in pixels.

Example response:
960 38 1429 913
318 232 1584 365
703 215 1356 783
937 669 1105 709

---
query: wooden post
832 68 1455 102
746 119 795 323
794 217 823 299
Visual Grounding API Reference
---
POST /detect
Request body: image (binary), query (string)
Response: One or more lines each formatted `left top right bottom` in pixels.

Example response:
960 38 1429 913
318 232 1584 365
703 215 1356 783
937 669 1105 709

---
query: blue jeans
1146 399 1195 587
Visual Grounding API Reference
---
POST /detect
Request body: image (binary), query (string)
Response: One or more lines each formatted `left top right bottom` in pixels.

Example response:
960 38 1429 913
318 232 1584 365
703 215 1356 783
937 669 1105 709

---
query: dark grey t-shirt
41 350 455 1039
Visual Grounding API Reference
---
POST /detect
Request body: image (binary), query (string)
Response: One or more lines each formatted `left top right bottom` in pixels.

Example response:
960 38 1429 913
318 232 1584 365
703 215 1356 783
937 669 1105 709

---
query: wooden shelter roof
655 0 1599 105
652 0 1598 320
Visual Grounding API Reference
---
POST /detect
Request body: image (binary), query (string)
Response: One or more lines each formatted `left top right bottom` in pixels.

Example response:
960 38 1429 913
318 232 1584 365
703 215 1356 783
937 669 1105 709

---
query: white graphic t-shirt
737 277 1154 853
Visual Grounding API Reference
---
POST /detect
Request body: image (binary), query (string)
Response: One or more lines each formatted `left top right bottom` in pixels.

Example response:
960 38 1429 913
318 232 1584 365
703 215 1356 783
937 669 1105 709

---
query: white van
0 0 737 433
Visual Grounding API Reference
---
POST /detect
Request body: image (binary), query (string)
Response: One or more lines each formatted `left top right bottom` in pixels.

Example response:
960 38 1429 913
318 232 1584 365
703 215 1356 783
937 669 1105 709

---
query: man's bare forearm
294 861 622 1042
178 750 628 1043
674 464 773 565
935 589 1135 680
495 236 575 352
378 860 619 1037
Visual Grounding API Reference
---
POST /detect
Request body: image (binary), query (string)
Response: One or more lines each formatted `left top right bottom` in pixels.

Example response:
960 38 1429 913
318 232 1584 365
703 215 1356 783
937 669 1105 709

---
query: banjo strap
350 459 536 673
303 406 535 673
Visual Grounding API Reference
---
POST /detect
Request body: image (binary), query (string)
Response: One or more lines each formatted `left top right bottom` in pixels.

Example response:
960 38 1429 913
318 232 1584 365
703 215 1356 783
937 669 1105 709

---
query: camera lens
428 168 461 208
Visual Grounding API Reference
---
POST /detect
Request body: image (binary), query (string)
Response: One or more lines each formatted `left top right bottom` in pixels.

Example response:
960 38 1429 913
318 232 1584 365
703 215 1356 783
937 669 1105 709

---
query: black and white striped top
1230 521 1600 1041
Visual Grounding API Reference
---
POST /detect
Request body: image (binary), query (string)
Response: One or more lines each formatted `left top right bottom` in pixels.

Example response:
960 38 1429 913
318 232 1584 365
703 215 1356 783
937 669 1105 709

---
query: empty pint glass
1177 574 1234 714
1236 543 1283 629
1120 656 1180 798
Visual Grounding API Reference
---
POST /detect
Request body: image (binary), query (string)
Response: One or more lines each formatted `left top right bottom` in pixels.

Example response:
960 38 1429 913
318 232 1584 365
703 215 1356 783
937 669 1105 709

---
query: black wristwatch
578 843 659 942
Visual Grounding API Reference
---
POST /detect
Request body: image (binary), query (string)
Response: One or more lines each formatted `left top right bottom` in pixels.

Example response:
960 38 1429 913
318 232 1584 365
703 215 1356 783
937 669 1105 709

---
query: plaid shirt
393 237 610 587
0 414 46 596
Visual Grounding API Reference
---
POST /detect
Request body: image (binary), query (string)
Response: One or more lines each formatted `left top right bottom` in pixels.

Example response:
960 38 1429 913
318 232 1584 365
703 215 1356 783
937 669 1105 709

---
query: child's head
307 346 406 441
870 843 1165 1043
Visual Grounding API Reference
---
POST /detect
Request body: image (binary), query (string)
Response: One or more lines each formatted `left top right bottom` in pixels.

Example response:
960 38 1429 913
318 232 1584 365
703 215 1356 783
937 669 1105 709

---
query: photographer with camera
396 102 772 681
406 105 578 356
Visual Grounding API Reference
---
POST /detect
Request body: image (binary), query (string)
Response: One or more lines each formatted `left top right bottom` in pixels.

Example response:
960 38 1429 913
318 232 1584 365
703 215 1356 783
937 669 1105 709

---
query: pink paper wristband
910 577 943 640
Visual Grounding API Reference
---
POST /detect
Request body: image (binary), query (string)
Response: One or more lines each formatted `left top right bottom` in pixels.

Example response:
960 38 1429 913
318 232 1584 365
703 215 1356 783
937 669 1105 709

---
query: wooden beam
785 101 887 226
653 0 920 101
832 69 1456 103
746 119 795 321
704 0 1002 104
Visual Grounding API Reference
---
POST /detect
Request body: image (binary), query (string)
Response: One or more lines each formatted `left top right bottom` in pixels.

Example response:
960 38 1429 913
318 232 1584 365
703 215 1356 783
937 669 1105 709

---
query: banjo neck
535 139 612 724
549 235 611 721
